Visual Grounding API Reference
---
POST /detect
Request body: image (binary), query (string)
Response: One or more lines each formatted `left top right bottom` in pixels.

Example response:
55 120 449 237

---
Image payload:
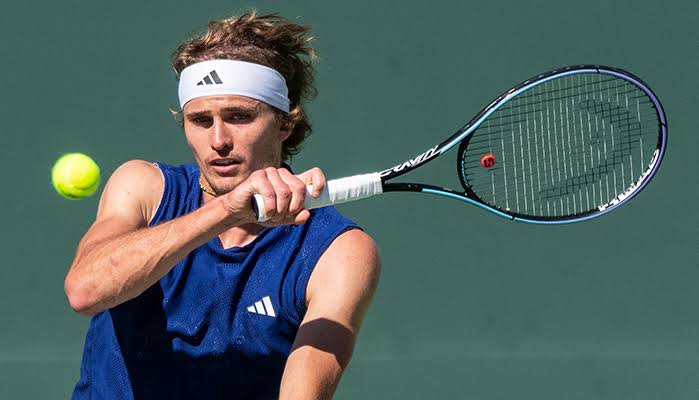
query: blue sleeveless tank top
72 163 358 400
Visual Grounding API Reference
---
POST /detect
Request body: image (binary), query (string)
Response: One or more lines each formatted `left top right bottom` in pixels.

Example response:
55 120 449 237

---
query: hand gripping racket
254 65 667 224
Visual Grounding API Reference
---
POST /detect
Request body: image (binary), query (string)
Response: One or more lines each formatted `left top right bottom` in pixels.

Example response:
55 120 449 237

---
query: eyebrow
184 105 261 120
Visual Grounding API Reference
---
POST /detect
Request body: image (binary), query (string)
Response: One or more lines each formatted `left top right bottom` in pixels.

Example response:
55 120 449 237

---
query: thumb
296 167 326 198
293 209 311 225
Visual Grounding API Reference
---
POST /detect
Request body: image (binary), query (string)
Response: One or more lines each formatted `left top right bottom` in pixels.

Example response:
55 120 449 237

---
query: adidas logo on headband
196 70 223 86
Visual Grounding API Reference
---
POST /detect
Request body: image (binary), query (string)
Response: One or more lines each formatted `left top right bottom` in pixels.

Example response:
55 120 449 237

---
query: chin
211 176 245 194
202 163 257 193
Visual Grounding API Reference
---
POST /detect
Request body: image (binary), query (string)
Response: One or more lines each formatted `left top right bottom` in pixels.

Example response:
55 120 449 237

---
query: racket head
455 65 667 223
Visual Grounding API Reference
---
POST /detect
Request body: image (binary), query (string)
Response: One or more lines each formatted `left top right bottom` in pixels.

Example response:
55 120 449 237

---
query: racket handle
252 172 383 222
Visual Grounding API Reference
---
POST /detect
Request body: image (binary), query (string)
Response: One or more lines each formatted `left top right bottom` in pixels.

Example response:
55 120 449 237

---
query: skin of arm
279 229 381 400
64 159 321 316
64 160 235 315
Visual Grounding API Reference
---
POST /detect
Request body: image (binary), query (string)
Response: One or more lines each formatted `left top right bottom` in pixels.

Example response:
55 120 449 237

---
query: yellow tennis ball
51 153 101 199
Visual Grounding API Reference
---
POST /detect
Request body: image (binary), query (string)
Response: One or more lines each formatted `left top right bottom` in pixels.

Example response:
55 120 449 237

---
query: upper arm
74 160 163 256
304 229 381 338
279 229 380 399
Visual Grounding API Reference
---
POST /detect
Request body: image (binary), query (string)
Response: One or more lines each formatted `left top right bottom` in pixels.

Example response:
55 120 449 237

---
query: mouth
209 158 243 175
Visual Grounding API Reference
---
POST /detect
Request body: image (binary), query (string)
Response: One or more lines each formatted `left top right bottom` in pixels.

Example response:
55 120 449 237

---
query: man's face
183 95 289 194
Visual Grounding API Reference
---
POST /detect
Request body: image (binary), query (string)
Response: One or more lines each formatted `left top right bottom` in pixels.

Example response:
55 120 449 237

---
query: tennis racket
254 65 667 224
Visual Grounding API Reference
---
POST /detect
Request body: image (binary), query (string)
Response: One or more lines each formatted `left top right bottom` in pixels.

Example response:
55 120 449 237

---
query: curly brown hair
172 11 317 161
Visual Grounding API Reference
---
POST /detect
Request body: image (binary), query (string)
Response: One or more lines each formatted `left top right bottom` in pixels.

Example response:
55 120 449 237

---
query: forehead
183 95 263 114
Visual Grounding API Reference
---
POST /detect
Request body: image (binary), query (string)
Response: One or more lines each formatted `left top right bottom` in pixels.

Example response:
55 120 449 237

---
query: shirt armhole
148 162 167 227
292 225 361 326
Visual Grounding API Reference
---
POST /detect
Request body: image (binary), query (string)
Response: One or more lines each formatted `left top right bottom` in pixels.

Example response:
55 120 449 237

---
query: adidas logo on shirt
196 70 223 86
247 296 276 318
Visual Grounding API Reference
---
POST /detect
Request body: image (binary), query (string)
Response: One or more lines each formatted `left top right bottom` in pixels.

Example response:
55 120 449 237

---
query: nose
210 117 233 153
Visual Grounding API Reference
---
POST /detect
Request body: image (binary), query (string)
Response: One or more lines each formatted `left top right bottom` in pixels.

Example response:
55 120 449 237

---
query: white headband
178 59 290 112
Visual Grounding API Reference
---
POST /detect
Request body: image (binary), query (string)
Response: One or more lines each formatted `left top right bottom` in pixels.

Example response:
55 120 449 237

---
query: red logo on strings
481 154 496 168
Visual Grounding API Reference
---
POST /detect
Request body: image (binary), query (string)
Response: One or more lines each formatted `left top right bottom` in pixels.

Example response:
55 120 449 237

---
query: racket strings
460 73 660 218
496 81 639 113
465 110 656 145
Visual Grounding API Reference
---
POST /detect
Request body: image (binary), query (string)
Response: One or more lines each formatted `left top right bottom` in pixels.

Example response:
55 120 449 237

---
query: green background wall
0 1 696 398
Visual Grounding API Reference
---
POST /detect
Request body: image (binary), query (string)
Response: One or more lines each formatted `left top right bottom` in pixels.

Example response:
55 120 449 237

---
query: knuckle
292 181 306 193
249 171 265 183
279 188 292 199
262 187 276 197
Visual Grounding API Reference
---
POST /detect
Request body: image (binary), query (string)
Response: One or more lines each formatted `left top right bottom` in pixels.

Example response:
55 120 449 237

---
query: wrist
214 194 252 229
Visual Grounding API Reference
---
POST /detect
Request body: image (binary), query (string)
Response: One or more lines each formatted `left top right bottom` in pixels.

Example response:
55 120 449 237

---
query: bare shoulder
96 160 164 223
306 229 381 330
76 160 163 251
321 229 380 274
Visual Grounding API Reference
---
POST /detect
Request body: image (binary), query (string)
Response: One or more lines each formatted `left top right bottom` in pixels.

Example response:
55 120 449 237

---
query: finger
293 209 311 225
298 167 326 198
278 168 307 215
264 167 292 218
249 170 277 220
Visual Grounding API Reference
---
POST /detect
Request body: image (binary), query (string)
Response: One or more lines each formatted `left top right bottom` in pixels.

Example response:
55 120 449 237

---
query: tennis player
65 12 380 400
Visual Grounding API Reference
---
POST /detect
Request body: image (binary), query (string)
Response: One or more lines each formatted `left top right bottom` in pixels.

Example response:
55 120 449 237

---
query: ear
279 127 292 142
278 115 294 142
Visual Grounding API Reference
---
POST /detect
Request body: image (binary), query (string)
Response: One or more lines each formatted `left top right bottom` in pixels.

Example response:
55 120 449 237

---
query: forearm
65 197 239 315
279 348 345 400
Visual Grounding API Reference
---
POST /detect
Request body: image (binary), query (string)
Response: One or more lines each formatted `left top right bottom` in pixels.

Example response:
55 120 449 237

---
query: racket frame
379 65 667 224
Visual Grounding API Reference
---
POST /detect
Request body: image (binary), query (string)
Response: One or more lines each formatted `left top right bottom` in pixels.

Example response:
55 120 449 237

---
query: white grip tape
253 173 383 222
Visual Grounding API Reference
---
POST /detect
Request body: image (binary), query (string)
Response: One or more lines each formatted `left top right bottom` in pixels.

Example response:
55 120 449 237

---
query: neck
217 223 265 249
199 175 218 198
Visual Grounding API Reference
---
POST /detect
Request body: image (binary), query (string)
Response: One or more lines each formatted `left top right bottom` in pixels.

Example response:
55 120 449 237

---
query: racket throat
379 145 440 179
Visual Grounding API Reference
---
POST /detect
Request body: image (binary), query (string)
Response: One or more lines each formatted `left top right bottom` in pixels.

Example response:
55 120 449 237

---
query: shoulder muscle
306 229 381 331
79 160 163 249
97 160 163 220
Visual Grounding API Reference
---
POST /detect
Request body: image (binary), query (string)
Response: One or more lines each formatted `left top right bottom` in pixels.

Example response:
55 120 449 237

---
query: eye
189 116 213 126
224 112 255 124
